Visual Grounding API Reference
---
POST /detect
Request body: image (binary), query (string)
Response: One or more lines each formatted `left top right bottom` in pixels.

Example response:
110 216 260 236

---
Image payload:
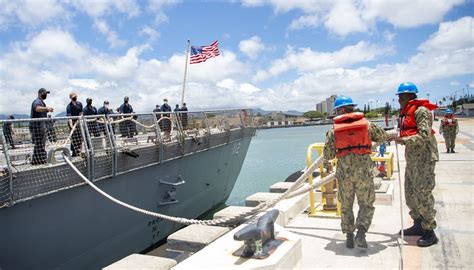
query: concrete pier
287 119 474 269
106 118 474 269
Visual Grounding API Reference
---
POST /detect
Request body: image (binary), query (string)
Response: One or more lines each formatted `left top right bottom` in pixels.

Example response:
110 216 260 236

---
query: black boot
417 230 438 247
399 218 426 236
451 148 455 153
447 149 451 153
346 232 354 248
355 226 368 249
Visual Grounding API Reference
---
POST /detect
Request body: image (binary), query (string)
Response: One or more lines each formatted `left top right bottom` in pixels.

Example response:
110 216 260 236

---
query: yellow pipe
306 143 326 215
306 144 316 215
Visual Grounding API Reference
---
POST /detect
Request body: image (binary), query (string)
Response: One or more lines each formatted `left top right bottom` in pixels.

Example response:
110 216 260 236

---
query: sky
0 0 473 115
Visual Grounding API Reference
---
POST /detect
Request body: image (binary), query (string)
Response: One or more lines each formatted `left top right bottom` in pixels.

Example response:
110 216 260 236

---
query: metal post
203 112 211 149
105 116 118 177
152 112 164 163
306 145 316 215
395 142 405 269
102 116 115 177
79 117 93 180
181 39 191 106
0 129 14 206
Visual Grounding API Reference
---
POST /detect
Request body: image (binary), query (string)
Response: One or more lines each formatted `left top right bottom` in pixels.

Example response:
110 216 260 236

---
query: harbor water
227 125 331 205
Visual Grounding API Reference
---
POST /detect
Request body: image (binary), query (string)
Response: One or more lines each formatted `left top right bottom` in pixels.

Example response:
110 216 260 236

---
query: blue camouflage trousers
337 174 375 234
405 160 437 230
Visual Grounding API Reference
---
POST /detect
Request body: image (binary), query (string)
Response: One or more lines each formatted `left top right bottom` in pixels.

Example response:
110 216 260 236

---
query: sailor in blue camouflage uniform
324 95 389 249
439 108 459 153
395 82 439 247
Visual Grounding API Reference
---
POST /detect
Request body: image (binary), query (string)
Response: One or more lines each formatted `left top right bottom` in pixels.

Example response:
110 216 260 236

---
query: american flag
190 40 220 64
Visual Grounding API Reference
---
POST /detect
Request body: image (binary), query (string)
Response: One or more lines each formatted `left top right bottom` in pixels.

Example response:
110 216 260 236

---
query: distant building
269 111 300 120
316 100 327 115
265 120 294 127
326 95 337 116
459 103 474 116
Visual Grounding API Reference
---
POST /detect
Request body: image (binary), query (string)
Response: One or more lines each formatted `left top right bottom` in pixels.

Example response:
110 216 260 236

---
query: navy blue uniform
2 122 14 148
180 105 188 129
117 103 135 137
97 106 113 135
118 103 133 114
83 105 97 116
30 98 48 164
83 105 99 137
160 103 172 132
66 101 83 157
153 107 162 123
98 106 113 116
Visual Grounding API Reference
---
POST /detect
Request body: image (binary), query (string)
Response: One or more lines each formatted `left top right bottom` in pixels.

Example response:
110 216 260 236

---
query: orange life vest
399 99 437 137
443 115 456 127
333 112 372 157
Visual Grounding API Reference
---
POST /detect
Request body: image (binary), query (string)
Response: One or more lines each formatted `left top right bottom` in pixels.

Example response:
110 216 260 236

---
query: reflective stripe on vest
333 112 372 157
443 116 456 127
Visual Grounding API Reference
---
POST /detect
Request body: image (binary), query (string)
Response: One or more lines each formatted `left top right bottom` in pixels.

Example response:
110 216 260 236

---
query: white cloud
69 79 100 90
148 0 180 25
1 15 473 115
248 17 474 110
249 0 464 36
140 26 160 42
324 0 368 36
253 41 393 82
0 28 251 114
383 30 396 42
0 0 66 29
239 36 265 60
418 16 474 52
69 0 140 18
363 0 464 28
242 0 330 14
94 19 126 48
288 14 321 31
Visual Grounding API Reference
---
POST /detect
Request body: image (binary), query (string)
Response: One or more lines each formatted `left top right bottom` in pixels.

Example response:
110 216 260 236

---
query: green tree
303 110 324 119
384 102 390 115
363 104 367 114
364 111 378 118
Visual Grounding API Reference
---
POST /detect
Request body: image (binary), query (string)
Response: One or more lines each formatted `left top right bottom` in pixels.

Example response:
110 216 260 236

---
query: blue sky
0 0 473 115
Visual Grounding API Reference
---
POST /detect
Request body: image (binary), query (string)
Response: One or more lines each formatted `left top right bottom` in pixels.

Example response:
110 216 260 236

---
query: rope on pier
63 154 333 226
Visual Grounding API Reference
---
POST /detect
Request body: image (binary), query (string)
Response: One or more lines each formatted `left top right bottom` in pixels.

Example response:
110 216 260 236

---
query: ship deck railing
0 109 256 208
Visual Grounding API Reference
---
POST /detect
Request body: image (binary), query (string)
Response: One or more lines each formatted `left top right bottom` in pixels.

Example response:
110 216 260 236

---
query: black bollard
233 209 284 259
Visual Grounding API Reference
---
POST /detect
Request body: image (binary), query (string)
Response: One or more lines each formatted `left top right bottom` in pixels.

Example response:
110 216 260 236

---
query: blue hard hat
396 82 418 95
334 95 357 110
445 109 453 114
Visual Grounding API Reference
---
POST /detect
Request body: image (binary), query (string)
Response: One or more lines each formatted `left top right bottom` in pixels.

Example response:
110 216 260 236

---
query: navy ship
0 109 255 269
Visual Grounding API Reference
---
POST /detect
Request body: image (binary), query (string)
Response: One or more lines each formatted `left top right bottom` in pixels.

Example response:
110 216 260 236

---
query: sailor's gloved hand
385 129 399 141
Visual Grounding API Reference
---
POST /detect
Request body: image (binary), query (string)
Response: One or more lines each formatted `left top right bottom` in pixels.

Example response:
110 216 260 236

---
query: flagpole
181 39 191 106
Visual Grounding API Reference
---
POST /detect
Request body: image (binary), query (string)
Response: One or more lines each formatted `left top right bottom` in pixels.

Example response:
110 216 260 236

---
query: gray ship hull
0 135 252 269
